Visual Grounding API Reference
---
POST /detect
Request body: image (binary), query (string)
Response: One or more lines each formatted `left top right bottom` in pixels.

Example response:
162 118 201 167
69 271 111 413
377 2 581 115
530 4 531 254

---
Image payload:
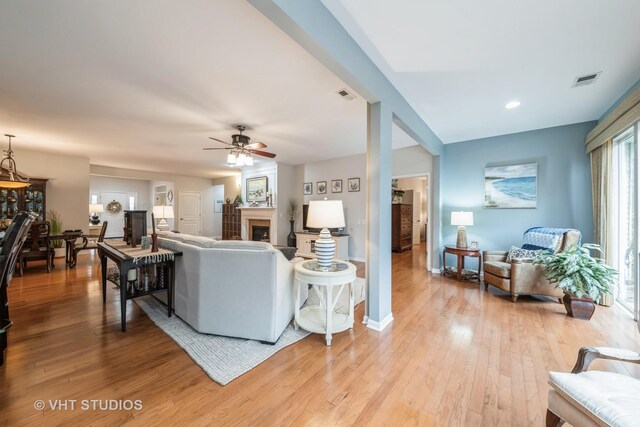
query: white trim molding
366 313 394 332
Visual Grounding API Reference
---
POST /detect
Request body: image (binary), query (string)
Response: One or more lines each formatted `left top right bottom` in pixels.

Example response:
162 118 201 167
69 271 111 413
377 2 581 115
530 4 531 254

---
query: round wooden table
442 245 482 282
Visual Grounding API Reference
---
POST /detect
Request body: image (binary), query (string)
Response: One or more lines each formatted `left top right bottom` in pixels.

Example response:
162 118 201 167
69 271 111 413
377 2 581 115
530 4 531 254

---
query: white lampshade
451 211 473 226
89 204 104 213
307 200 345 229
152 205 175 219
227 152 236 164
244 154 254 166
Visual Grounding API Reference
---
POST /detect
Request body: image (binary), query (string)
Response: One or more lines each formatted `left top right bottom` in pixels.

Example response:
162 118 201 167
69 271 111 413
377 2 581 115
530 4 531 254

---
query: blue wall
442 121 596 269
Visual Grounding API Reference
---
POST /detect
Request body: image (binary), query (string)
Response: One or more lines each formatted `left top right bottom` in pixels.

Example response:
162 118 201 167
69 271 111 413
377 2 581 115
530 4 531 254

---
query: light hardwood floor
1 245 639 426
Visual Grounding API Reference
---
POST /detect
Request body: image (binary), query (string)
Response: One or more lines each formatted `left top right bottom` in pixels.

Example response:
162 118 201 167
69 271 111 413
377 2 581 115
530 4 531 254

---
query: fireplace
239 207 277 244
248 219 271 242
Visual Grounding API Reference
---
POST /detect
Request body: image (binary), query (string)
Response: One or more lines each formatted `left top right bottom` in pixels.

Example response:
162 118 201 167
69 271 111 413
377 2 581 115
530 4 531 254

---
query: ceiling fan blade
246 142 267 149
202 147 231 150
249 149 276 158
208 137 233 145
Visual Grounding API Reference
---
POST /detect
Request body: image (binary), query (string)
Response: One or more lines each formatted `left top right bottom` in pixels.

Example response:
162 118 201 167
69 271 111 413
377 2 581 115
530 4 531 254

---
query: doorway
392 174 431 271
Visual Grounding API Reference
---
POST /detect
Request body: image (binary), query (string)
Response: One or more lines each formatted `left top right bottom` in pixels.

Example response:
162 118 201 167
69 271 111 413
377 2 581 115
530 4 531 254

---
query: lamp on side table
306 199 345 269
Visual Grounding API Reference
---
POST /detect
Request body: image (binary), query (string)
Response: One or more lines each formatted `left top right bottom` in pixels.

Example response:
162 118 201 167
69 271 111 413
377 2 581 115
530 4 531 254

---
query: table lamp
306 199 345 269
152 205 174 231
89 204 104 225
451 211 473 248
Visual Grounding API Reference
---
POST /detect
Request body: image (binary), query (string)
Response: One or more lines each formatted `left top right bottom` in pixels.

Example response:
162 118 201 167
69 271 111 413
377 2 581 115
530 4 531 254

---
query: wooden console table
98 240 182 332
442 245 482 282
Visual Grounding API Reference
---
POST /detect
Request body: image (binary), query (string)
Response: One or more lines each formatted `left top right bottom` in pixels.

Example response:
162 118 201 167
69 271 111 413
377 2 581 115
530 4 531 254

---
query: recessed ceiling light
505 101 520 109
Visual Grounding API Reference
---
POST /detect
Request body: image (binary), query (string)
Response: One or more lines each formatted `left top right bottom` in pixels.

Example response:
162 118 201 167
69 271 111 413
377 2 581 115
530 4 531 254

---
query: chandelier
226 148 254 167
0 134 30 188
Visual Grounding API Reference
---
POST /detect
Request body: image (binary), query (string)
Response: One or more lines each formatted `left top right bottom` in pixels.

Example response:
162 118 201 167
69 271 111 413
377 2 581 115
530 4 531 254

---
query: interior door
179 191 201 235
100 192 128 238
412 191 421 245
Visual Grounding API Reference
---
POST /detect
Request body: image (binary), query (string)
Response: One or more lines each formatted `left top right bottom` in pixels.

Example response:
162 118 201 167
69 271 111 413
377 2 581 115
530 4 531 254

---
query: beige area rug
135 277 365 385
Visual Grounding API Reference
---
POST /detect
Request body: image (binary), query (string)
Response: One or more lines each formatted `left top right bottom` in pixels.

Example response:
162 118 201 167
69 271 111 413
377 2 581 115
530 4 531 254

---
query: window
129 196 135 210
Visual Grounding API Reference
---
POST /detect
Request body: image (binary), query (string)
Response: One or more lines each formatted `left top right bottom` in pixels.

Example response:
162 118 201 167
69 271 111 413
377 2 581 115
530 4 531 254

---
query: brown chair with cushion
68 221 108 268
18 221 54 276
483 227 581 302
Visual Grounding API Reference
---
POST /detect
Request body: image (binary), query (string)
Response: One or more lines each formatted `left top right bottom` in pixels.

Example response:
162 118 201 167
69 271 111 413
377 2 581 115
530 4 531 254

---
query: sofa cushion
157 231 186 242
483 261 511 279
506 245 544 262
212 240 272 251
549 370 640 427
181 235 217 248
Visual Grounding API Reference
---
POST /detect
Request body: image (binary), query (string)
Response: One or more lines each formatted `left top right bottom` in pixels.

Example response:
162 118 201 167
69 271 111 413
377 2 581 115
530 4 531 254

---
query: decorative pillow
506 245 543 262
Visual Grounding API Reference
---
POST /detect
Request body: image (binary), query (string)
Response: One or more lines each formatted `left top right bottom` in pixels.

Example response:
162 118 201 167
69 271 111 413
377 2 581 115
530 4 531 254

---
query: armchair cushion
483 261 511 279
548 370 640 426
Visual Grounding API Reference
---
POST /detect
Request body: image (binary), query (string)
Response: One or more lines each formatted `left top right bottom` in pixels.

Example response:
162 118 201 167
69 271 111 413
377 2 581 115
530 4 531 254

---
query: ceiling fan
203 125 276 166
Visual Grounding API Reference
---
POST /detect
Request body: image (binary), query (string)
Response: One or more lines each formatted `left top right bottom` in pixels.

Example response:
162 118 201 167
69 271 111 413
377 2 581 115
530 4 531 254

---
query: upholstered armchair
547 347 640 426
483 228 581 302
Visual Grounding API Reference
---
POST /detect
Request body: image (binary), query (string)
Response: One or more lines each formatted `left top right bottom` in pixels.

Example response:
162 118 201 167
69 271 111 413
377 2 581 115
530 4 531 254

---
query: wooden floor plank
1 246 638 426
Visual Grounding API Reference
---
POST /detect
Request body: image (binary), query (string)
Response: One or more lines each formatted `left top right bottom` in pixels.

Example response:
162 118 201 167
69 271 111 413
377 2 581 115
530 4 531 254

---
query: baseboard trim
349 257 366 262
366 313 394 332
431 268 442 275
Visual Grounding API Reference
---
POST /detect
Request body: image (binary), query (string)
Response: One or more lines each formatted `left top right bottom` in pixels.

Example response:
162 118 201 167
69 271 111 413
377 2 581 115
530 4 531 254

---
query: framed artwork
246 176 268 203
484 163 537 208
348 177 360 192
214 199 223 213
470 241 479 249
303 182 312 195
331 179 343 193
317 181 327 194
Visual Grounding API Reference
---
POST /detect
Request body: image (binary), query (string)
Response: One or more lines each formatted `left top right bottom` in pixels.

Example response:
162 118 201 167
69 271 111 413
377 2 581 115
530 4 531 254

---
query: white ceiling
322 0 640 143
0 0 391 178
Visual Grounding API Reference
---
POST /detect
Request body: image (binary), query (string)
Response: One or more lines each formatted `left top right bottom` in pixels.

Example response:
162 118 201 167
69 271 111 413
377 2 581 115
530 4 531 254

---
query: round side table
294 259 357 346
442 245 482 282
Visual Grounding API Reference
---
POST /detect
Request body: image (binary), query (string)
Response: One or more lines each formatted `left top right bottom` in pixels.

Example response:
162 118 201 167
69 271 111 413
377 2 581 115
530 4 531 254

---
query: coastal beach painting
484 163 537 208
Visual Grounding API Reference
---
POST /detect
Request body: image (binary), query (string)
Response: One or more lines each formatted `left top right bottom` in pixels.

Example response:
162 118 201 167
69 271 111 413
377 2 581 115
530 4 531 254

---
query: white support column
364 101 394 331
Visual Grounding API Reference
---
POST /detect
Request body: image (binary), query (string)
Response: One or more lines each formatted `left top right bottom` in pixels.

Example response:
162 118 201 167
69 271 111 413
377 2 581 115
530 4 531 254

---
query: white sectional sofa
158 232 307 343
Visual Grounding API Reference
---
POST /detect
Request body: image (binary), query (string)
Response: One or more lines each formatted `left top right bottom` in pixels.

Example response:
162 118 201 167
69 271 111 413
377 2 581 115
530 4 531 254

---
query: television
302 203 346 235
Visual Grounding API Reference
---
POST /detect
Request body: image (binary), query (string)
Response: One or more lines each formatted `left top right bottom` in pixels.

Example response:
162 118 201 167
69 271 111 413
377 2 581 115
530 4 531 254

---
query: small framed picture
317 181 327 194
348 177 360 192
470 241 479 249
331 179 343 193
303 182 312 195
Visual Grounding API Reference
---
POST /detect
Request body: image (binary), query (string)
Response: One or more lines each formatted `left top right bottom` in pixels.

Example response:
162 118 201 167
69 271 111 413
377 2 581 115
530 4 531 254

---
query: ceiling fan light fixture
227 152 237 165
244 153 254 166
0 134 30 188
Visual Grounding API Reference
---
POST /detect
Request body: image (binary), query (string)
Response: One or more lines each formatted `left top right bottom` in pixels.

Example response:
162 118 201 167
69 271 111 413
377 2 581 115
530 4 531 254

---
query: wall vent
572 72 601 88
337 88 355 100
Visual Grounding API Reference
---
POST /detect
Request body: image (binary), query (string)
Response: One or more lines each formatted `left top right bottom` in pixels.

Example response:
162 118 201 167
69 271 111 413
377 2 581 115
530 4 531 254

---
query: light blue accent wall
442 121 596 270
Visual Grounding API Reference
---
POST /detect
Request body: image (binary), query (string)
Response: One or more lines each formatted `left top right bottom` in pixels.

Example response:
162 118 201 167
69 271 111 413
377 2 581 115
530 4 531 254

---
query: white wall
90 165 215 236
18 149 90 232
276 163 296 245
301 153 367 261
296 145 435 263
212 175 241 203
90 175 151 222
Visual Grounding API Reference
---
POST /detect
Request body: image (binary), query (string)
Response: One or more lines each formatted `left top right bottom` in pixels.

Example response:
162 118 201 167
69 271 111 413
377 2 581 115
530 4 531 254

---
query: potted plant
286 198 298 248
534 243 617 320
48 209 66 258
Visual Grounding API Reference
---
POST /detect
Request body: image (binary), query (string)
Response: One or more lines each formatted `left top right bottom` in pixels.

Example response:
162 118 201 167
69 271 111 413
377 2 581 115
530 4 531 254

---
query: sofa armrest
571 347 640 373
483 250 508 263
289 257 304 264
